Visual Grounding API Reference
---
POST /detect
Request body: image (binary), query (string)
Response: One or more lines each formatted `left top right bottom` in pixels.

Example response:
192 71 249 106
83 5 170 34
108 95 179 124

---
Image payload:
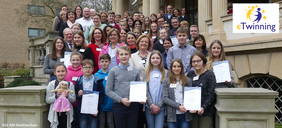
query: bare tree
80 0 112 13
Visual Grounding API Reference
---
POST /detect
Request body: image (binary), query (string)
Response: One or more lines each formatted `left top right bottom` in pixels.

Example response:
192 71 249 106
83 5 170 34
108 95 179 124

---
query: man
139 14 145 23
124 11 130 18
75 7 93 31
168 17 180 36
108 11 120 31
187 25 199 46
159 9 165 17
63 28 74 52
164 5 173 22
90 9 96 19
52 5 67 31
161 22 170 32
115 14 121 24
133 12 139 21
101 11 108 24
157 17 165 29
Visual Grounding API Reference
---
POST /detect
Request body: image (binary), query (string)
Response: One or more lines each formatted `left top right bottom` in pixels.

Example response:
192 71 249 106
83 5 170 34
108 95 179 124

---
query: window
28 5 45 15
28 28 45 37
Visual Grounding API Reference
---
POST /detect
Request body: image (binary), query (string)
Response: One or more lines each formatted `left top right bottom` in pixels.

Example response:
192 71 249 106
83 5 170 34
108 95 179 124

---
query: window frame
28 5 45 15
28 28 45 37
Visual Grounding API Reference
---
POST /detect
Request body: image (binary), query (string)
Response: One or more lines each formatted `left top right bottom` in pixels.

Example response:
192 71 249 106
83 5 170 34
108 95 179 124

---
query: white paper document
64 52 72 68
169 36 179 46
129 81 146 102
81 91 99 114
184 87 201 110
212 60 231 83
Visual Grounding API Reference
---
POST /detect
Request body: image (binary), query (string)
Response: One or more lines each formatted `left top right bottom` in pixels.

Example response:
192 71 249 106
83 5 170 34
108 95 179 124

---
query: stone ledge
215 105 278 113
0 86 47 93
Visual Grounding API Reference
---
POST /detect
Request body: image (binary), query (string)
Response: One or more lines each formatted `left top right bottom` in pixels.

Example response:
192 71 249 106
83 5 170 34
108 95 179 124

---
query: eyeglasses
56 42 64 44
172 22 179 24
109 34 117 37
192 60 202 64
94 33 102 35
162 26 170 28
83 67 92 70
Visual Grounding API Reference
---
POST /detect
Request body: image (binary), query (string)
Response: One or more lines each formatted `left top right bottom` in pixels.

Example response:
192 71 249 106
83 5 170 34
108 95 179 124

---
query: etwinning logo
233 4 279 33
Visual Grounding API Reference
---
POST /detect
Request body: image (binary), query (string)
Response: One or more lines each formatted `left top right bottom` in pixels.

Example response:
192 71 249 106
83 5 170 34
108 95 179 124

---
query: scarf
67 20 75 28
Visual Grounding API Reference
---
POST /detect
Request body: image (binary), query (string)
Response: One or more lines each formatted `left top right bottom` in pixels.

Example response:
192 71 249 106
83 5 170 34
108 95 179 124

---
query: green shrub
0 74 4 88
5 78 40 88
18 80 40 87
14 68 30 76
276 123 282 128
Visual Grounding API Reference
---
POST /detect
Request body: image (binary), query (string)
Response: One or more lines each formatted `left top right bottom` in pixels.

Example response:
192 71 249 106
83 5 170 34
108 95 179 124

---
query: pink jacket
98 43 125 69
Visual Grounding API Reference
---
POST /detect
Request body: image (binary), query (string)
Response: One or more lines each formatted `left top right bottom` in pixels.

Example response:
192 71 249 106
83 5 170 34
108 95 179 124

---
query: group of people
44 4 238 128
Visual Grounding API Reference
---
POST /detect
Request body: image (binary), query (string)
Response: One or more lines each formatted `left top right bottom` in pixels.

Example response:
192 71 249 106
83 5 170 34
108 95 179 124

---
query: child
65 51 84 128
75 59 105 128
106 46 142 128
94 54 114 128
145 51 167 128
46 63 76 128
166 26 196 75
163 58 193 128
107 11 120 31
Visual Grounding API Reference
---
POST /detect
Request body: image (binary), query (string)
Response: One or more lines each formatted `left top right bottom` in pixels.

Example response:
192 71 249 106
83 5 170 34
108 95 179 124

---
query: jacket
98 43 125 69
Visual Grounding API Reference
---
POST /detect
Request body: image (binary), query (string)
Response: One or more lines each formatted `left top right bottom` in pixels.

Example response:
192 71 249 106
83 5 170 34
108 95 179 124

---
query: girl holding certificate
163 58 193 128
206 40 238 88
187 51 216 128
145 51 167 128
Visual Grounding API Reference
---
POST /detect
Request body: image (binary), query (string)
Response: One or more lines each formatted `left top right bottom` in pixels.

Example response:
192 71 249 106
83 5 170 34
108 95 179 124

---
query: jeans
145 107 165 128
99 111 114 128
167 114 191 128
79 114 98 128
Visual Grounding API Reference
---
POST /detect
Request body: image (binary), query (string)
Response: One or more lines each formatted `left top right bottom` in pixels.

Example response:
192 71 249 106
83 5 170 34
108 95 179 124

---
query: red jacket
88 43 108 73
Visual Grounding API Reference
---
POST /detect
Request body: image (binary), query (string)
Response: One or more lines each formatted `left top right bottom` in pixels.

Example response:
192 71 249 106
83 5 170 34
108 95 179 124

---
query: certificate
81 91 99 114
184 87 201 110
169 36 179 46
213 60 231 83
129 81 146 102
64 52 72 68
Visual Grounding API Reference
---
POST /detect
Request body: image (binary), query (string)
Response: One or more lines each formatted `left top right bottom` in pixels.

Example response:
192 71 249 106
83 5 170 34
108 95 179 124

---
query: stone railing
29 31 58 85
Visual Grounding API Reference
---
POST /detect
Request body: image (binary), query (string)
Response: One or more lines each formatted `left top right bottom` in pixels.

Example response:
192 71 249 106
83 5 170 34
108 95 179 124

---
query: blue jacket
94 69 114 111
75 75 105 115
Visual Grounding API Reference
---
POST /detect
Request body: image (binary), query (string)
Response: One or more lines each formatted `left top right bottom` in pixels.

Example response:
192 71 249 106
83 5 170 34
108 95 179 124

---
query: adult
58 11 83 38
70 23 81 32
133 12 140 21
171 8 181 21
150 13 157 23
159 9 165 17
142 17 150 35
187 25 199 46
139 14 145 23
126 32 138 54
85 13 107 45
187 51 216 128
120 28 129 45
56 11 67 31
75 7 93 31
124 11 131 18
103 25 113 38
179 7 189 22
74 6 83 19
85 28 108 73
164 5 173 24
63 28 74 52
115 14 121 24
161 37 173 69
107 11 120 31
168 17 180 36
206 40 238 88
157 17 165 29
193 35 208 57
90 9 96 18
98 28 125 69
153 28 168 53
52 5 67 31
101 11 108 24
161 22 170 32
43 37 66 82
147 22 159 51
133 20 142 29
127 17 134 31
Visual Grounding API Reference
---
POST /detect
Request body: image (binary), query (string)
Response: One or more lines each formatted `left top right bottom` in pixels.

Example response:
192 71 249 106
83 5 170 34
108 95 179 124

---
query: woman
187 51 216 128
98 28 125 69
133 27 142 39
74 6 83 19
162 58 193 128
192 35 208 57
147 22 159 51
85 28 107 73
126 32 138 54
142 17 151 35
133 20 142 29
179 7 189 22
206 40 238 88
85 13 107 45
56 11 67 31
103 25 113 38
58 11 83 38
120 28 129 45
161 37 173 69
71 23 81 32
150 13 157 23
127 17 134 31
153 28 168 53
170 8 181 24
43 37 66 82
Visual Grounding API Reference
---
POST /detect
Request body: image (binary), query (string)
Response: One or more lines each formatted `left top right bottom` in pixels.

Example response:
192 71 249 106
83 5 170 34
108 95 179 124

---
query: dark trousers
137 104 147 128
71 107 80 128
113 102 139 128
57 112 67 128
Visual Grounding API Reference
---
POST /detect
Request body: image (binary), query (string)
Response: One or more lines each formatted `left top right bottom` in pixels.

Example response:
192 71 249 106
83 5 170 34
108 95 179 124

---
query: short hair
124 11 131 16
59 11 67 19
171 17 179 22
117 46 131 55
92 13 101 19
157 17 165 21
136 35 151 51
90 9 95 12
82 59 94 67
71 23 81 30
108 10 115 15
193 34 206 50
176 26 188 35
100 11 108 16
190 25 199 31
161 22 169 26
119 20 126 24
107 28 120 42
180 21 189 27
60 5 67 10
70 51 82 59
66 11 77 20
99 54 111 61
115 14 121 18
190 51 207 66
63 28 73 35
159 9 164 12
167 5 172 8
139 14 144 18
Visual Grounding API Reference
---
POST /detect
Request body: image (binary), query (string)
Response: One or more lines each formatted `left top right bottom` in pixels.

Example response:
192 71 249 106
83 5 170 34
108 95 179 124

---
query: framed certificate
184 87 201 110
129 81 146 102
81 91 99 114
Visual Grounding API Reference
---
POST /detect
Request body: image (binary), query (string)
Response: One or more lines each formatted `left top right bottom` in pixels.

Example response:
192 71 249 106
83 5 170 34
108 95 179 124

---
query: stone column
112 0 116 12
116 0 124 17
210 0 227 41
150 0 159 15
124 0 129 14
198 0 211 37
143 0 150 17
29 46 35 77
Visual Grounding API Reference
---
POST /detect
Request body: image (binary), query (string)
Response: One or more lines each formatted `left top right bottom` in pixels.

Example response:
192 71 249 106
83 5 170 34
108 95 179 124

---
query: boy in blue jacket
75 59 105 128
94 54 114 128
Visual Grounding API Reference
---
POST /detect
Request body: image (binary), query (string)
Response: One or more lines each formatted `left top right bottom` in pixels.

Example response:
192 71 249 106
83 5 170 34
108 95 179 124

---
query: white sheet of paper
184 87 201 110
81 91 99 114
129 81 146 102
170 36 179 46
213 60 231 83
64 52 72 68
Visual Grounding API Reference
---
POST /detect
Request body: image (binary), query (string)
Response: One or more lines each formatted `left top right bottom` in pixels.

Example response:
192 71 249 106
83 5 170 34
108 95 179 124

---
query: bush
0 74 4 88
276 123 282 128
5 78 40 88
